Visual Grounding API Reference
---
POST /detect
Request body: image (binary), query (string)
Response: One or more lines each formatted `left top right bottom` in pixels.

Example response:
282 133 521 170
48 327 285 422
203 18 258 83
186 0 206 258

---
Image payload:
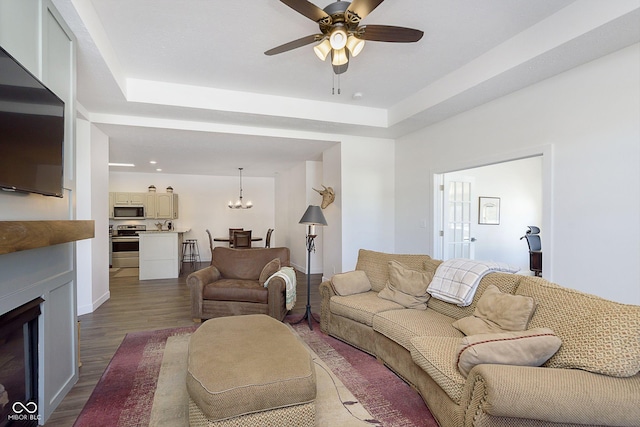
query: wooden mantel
0 220 95 255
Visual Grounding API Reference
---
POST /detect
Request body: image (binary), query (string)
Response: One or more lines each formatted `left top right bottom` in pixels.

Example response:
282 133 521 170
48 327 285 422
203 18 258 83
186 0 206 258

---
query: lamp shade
331 48 348 66
313 39 332 61
346 36 365 57
299 205 328 226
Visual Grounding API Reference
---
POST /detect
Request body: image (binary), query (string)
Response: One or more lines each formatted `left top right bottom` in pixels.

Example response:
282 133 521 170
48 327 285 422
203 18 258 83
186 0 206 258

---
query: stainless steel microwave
113 206 145 219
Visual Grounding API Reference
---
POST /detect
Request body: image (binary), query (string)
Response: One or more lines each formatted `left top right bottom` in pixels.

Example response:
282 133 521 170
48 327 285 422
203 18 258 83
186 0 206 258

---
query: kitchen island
138 229 189 280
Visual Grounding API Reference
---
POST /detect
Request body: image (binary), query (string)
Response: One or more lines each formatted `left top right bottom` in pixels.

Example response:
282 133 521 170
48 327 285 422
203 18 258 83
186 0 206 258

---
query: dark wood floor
45 263 322 426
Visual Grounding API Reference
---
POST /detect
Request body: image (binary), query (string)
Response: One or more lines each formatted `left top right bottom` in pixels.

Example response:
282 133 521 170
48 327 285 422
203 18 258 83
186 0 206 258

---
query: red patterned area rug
287 315 438 427
73 317 437 427
73 325 198 427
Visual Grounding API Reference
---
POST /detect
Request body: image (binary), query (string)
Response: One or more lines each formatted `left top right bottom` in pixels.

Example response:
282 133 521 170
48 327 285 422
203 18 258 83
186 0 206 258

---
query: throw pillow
456 327 562 377
377 260 433 310
331 270 372 296
259 258 281 286
452 284 536 335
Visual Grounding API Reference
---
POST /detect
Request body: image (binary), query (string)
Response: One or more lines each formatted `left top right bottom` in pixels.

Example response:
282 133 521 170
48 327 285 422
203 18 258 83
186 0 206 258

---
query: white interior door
441 174 477 260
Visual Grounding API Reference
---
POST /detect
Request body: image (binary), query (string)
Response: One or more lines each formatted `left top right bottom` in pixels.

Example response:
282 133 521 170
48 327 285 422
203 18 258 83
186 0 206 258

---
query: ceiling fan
265 0 424 75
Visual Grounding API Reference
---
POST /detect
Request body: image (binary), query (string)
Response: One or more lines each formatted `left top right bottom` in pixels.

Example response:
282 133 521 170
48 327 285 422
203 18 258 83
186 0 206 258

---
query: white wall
340 137 396 273
322 144 342 279
396 44 640 305
76 121 110 315
277 161 325 274
109 172 275 261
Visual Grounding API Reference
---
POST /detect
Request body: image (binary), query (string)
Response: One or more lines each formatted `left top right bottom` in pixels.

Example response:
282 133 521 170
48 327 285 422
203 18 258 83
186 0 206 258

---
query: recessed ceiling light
108 163 135 167
150 160 157 164
352 92 363 100
156 168 162 172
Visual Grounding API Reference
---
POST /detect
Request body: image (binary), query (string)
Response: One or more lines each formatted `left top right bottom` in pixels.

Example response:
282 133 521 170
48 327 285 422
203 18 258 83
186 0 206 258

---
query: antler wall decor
313 185 335 209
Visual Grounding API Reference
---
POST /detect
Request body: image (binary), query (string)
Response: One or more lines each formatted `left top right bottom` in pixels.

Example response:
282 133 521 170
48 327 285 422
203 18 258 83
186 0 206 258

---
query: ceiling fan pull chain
332 73 341 95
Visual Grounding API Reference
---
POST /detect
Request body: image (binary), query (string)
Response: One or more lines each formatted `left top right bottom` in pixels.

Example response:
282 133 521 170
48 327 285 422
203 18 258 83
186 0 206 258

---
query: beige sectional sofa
319 249 640 427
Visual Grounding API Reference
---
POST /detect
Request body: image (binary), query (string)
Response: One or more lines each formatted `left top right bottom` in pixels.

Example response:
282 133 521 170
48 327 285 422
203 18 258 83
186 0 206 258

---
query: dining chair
232 230 252 249
228 228 243 248
205 229 214 254
265 228 274 248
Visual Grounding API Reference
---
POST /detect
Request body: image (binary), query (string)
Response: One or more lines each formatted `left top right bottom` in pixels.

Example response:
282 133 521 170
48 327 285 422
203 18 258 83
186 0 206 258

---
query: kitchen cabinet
109 192 114 218
113 192 145 205
138 230 187 280
155 193 179 219
145 194 157 219
108 192 179 219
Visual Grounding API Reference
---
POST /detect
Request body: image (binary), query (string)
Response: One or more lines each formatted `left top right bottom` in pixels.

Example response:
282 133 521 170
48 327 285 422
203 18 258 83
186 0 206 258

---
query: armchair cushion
212 247 290 280
259 258 281 286
203 279 268 304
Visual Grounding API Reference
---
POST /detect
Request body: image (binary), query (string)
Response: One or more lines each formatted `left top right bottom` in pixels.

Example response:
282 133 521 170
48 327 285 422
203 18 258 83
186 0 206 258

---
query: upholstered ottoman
187 314 316 426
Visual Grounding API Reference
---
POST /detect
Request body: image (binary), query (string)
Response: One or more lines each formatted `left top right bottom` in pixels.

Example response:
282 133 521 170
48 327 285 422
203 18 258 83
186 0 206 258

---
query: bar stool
181 239 200 273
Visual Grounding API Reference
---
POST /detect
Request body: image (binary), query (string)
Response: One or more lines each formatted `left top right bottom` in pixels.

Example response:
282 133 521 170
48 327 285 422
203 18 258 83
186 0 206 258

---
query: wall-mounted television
0 45 65 198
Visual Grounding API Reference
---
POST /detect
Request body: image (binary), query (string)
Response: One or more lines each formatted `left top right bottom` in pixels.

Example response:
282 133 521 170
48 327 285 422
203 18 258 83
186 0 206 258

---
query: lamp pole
295 227 316 329
296 205 327 330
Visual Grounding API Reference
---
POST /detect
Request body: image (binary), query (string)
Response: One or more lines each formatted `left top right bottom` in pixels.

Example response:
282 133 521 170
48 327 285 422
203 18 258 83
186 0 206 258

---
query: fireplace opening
0 298 42 427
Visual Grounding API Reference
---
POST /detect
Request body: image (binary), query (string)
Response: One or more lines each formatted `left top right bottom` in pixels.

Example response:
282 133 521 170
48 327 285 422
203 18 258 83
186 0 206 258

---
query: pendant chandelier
228 168 253 209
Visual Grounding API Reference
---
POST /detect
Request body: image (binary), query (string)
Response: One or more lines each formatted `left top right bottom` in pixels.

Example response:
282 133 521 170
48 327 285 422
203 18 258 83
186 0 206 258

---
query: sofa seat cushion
409 336 466 404
373 308 463 351
203 279 268 304
517 276 640 378
330 291 403 326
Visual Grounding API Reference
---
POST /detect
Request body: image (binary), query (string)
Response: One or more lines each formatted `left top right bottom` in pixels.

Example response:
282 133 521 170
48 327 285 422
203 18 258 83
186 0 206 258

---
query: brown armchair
187 246 291 321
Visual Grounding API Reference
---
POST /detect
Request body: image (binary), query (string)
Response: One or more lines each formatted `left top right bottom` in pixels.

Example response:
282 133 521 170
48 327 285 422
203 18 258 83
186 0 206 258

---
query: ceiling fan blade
264 34 323 56
347 0 385 20
358 25 424 43
280 0 331 23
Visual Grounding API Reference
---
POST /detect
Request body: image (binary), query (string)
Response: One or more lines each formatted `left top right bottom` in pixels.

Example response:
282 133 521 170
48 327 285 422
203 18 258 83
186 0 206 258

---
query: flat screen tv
0 44 65 198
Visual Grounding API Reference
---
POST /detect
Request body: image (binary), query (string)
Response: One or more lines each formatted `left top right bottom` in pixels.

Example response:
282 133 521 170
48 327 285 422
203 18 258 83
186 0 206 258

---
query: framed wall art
479 197 500 225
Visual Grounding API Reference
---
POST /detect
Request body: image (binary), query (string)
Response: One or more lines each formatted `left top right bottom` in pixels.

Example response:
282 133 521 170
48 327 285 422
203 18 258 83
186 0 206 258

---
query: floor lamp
295 205 327 330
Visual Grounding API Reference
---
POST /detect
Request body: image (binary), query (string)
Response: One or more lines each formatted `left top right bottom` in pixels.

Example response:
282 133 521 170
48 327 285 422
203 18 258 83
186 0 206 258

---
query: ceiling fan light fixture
329 27 348 50
313 39 332 61
331 48 348 66
346 36 365 57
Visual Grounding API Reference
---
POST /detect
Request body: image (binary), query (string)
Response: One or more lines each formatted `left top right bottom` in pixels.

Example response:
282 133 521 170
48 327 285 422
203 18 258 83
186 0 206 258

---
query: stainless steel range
111 225 146 268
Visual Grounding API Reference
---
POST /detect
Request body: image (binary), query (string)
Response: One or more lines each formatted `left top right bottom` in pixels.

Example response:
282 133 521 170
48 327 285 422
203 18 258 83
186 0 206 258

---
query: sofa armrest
461 364 640 426
319 280 336 333
186 266 221 320
266 275 286 321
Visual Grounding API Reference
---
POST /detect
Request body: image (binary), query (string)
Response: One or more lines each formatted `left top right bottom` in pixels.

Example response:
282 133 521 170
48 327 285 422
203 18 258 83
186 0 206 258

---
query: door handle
470 237 477 242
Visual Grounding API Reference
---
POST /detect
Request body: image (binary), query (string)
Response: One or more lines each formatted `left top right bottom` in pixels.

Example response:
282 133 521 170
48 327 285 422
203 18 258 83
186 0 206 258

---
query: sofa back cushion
428 272 522 320
516 276 640 377
355 249 433 292
212 247 290 280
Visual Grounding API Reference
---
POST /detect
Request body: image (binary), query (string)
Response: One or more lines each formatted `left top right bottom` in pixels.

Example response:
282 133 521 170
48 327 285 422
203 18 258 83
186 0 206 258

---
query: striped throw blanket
427 259 519 306
264 266 297 310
